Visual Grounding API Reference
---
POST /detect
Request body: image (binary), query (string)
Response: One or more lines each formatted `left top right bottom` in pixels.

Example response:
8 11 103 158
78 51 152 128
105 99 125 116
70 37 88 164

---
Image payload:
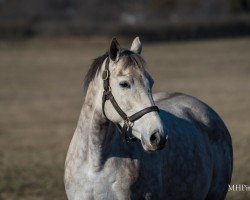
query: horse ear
130 37 142 54
109 37 120 61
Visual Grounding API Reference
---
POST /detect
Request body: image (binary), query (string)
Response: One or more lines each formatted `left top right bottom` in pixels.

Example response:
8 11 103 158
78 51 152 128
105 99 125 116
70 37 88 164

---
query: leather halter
102 57 159 143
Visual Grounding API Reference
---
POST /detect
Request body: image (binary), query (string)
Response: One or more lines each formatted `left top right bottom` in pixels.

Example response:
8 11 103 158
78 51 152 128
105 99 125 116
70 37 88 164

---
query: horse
64 37 233 200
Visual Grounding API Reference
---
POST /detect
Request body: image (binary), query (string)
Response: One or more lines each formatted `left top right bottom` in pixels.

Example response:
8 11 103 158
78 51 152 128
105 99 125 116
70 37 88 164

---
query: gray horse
64 37 233 200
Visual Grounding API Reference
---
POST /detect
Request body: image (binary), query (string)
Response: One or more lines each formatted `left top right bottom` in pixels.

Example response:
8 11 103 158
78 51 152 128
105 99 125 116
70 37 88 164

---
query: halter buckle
124 117 134 127
102 69 109 80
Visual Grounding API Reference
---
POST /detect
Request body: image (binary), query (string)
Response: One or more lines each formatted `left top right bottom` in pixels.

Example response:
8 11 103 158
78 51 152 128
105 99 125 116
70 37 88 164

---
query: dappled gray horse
64 37 233 200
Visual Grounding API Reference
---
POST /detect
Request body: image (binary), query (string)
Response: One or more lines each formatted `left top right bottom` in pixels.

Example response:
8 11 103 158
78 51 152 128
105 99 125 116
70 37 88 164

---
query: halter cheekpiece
102 57 159 143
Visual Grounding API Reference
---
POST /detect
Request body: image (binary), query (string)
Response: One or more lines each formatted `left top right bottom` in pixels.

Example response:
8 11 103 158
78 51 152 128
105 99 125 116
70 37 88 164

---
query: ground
0 37 249 200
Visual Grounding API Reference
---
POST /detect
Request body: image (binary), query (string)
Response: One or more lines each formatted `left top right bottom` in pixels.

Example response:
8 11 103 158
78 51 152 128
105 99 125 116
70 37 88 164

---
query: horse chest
92 158 164 200
69 157 164 200
92 158 140 199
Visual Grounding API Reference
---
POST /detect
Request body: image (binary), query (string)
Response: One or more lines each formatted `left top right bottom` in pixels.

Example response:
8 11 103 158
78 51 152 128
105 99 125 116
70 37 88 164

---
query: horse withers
64 37 233 200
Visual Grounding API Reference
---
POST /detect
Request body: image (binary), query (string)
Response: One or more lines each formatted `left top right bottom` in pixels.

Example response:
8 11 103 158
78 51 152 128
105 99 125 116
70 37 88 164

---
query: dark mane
83 49 145 100
83 52 108 99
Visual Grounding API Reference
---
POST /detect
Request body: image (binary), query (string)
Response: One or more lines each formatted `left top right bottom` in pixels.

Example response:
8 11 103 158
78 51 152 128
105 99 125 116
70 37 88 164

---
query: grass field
0 37 249 200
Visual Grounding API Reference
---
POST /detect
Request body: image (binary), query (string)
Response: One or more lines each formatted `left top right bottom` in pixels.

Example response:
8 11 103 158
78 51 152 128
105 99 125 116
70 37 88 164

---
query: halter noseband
102 57 159 143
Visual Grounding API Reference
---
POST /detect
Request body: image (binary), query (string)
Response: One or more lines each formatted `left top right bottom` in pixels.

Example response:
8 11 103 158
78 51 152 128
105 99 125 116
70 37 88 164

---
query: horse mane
83 49 146 100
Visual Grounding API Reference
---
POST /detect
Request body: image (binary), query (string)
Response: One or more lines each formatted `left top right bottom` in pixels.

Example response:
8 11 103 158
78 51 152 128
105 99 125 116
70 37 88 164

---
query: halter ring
124 118 134 127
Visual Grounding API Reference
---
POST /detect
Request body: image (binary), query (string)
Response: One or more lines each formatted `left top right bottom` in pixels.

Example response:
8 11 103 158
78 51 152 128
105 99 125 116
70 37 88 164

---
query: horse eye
119 81 131 89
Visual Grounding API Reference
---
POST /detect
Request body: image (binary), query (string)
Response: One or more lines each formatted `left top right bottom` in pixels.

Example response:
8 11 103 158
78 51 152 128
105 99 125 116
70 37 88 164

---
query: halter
102 57 159 143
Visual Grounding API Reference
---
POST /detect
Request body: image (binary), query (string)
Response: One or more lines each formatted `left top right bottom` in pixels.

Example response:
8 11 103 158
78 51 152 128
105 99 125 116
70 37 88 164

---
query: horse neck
75 75 115 171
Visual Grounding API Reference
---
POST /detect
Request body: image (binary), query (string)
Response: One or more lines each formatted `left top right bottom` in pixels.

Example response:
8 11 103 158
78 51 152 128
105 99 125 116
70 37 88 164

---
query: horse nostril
150 132 161 146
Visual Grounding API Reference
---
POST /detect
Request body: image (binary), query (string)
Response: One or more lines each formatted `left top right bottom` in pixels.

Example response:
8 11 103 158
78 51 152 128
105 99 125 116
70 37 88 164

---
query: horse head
102 37 168 151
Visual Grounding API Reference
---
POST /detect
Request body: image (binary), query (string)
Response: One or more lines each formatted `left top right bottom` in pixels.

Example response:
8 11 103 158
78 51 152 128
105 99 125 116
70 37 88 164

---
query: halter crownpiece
102 57 159 143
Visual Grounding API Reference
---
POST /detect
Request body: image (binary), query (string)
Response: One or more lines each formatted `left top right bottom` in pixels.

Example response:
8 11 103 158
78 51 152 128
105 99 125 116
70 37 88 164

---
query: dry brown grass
0 37 249 200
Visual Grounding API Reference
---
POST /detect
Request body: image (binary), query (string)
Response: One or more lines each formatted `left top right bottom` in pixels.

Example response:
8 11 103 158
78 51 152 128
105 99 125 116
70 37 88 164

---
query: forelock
119 49 146 70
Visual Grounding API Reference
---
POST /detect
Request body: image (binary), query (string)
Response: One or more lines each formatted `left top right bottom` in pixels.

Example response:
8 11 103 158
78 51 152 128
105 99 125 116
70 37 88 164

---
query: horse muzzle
141 131 167 152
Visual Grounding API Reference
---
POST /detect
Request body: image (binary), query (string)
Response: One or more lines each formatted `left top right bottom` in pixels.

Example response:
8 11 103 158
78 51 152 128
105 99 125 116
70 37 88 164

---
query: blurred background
0 0 250 199
1 0 250 40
